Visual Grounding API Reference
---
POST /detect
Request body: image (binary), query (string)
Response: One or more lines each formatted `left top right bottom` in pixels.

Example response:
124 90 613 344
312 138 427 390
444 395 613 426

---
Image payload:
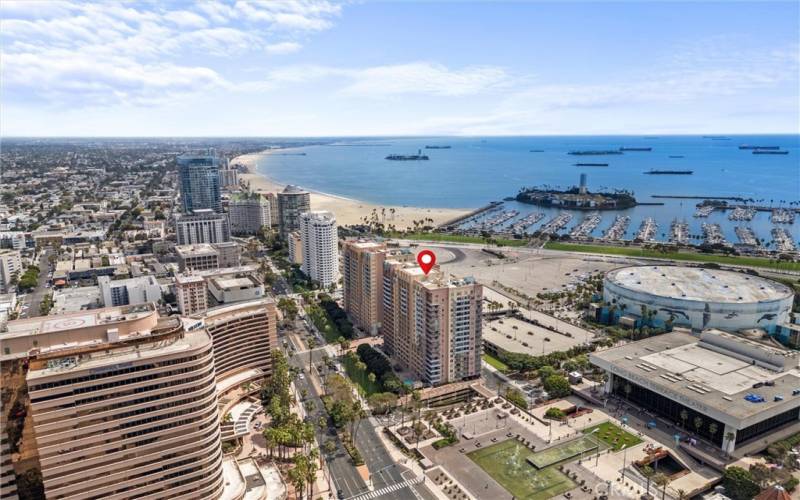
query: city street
19 248 53 319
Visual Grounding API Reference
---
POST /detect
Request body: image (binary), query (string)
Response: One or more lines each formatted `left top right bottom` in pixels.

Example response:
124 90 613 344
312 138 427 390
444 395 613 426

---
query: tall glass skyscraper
178 153 221 213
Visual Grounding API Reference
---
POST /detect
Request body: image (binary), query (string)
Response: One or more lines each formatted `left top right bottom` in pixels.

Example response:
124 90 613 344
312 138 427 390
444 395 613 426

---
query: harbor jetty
694 205 716 218
439 201 503 230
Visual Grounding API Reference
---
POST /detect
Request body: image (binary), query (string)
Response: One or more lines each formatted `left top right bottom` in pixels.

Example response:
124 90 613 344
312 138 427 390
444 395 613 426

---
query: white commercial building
299 211 338 287
98 275 162 307
208 276 264 304
175 209 230 245
0 232 26 251
175 274 208 315
228 193 270 235
0 250 22 294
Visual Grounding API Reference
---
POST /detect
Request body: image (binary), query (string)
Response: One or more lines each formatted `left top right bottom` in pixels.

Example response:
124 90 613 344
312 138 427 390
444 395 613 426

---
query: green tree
543 374 572 398
721 467 760 500
679 409 689 429
277 297 299 321
641 465 655 496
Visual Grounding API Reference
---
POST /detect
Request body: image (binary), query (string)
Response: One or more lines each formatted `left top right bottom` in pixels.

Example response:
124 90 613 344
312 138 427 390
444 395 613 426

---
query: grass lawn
388 232 529 247
341 354 382 396
482 353 510 372
468 440 574 500
305 304 341 343
544 241 800 271
583 422 642 451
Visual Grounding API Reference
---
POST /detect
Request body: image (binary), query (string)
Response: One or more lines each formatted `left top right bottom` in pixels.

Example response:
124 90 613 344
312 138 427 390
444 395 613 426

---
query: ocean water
252 135 800 244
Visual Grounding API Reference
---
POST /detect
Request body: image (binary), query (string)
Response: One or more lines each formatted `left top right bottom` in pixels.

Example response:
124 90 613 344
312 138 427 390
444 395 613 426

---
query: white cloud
0 0 341 106
258 62 511 96
265 41 303 54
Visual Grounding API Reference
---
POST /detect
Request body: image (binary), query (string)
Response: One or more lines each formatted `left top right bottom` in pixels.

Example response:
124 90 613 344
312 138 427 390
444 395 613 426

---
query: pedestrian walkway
348 477 423 500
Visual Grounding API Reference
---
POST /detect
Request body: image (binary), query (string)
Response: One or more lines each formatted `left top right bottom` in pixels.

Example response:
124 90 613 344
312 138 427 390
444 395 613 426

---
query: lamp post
620 444 628 482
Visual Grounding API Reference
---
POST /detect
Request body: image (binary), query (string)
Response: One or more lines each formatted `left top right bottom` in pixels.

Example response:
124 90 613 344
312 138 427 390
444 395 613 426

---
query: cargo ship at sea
574 163 609 167
425 145 451 149
567 150 623 156
753 150 788 155
739 145 780 150
644 169 693 175
619 147 652 151
385 149 429 161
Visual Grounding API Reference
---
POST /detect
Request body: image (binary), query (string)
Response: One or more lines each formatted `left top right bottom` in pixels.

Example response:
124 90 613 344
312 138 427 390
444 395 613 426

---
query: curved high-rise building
299 211 339 288
200 299 278 383
277 185 310 238
0 305 225 500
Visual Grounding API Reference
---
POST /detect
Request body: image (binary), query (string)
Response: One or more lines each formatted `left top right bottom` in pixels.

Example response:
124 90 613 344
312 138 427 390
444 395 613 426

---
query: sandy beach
234 152 471 229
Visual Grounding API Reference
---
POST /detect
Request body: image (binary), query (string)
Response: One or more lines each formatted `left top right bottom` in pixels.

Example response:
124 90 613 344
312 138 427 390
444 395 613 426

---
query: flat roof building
342 240 389 335
208 276 264 305
97 275 161 307
175 274 208 316
175 209 230 245
178 153 221 213
590 330 800 454
299 211 338 288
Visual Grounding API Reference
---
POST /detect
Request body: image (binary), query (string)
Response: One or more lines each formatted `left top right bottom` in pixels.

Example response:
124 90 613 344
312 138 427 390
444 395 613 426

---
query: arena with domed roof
603 265 794 331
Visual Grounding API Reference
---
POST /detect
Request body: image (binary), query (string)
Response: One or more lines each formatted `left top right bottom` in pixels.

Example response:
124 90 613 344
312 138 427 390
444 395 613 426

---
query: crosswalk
348 477 423 500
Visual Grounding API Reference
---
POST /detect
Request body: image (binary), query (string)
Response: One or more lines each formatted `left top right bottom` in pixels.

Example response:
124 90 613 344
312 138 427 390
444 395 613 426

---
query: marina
568 212 602 239
601 215 630 241
702 222 728 246
635 217 658 241
508 212 545 235
539 213 573 235
694 205 716 218
728 206 757 221
772 209 796 224
669 219 690 245
772 227 797 253
735 226 759 247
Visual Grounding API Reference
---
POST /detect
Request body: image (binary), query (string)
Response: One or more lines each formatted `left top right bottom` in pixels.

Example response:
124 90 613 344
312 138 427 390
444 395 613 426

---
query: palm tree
693 416 703 436
708 422 718 444
724 431 736 456
653 473 669 500
642 465 655 496
307 338 316 372
679 409 688 430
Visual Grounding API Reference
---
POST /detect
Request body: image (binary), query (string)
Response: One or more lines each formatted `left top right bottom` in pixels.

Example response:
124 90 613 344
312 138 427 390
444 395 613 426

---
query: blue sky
1 1 798 136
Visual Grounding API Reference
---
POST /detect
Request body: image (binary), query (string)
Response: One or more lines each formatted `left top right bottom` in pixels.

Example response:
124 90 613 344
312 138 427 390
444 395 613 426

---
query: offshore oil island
515 173 644 210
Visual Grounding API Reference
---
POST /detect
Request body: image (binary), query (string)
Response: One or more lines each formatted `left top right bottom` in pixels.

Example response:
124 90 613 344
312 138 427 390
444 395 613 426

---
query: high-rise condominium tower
178 153 221 213
277 185 310 238
342 240 389 335
299 211 338 288
381 261 483 386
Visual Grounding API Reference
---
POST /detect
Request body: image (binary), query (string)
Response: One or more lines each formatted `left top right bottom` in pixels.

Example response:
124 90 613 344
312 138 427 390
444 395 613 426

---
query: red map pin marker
417 250 436 275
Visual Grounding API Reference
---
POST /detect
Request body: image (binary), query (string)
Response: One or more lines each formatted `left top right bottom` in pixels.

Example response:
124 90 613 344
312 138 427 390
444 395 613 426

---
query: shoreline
233 150 472 229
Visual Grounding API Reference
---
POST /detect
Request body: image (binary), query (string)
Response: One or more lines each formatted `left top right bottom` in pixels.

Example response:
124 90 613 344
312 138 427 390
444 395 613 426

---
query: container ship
739 145 780 150
753 150 788 155
574 163 609 167
644 169 693 175
424 145 451 149
568 150 623 156
619 147 652 151
386 149 429 161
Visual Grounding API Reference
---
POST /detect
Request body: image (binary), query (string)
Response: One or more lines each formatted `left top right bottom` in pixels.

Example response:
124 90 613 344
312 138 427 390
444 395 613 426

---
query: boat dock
735 226 759 247
568 212 602 239
635 217 658 241
540 213 573 235
772 209 796 224
669 219 689 245
509 212 545 235
728 206 756 221
478 210 519 231
602 215 630 241
694 205 716 218
702 223 727 245
772 228 797 253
